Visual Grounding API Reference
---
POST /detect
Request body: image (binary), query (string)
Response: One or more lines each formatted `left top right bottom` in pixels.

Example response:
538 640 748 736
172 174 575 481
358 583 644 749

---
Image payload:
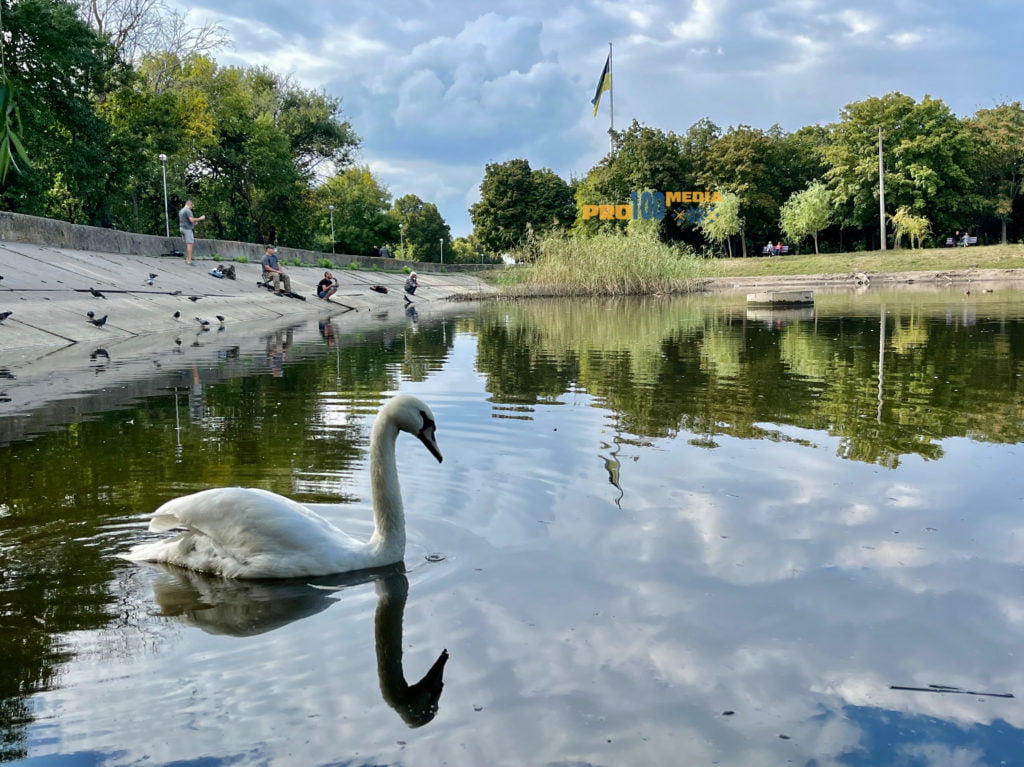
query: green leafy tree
698 125 818 256
0 0 122 224
391 194 451 262
315 166 396 255
470 158 533 252
699 191 743 257
822 92 977 243
970 102 1024 243
779 181 832 254
573 119 696 238
470 159 573 252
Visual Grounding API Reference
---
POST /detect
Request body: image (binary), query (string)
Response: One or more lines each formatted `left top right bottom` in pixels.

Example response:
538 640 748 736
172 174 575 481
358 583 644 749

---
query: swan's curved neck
369 415 405 559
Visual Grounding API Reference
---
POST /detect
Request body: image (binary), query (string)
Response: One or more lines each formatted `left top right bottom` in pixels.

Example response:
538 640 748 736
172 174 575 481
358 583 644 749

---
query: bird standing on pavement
90 287 107 299
87 314 108 327
0 311 11 323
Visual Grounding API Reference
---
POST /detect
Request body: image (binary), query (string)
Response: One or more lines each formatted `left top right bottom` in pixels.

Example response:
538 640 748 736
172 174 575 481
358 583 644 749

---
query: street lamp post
158 153 169 238
439 238 444 265
399 224 404 259
328 205 335 254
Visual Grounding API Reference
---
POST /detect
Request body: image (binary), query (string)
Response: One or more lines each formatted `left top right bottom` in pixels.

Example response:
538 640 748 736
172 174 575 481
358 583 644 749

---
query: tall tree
73 0 229 63
574 120 695 237
970 102 1024 244
698 125 812 255
822 93 977 241
135 57 359 247
0 0 123 224
391 194 451 262
315 166 396 256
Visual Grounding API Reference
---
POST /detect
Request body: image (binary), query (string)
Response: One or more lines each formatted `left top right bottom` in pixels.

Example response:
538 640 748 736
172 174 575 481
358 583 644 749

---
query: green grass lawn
705 243 1024 277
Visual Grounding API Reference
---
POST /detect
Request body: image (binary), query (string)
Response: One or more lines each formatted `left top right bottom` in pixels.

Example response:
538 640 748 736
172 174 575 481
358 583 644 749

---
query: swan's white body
126 394 442 578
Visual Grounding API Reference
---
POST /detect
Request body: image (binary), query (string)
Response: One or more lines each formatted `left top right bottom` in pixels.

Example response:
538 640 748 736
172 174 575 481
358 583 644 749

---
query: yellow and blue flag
591 54 611 117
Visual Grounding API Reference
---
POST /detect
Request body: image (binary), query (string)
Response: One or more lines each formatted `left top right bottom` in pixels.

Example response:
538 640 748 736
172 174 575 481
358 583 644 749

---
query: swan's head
383 394 443 463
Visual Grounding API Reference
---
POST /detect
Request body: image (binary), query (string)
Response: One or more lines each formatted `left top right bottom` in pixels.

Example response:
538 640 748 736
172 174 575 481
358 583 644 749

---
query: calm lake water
2 288 1024 766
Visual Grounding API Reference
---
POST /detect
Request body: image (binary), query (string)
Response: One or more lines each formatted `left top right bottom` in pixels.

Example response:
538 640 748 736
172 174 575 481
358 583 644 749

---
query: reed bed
497 230 707 296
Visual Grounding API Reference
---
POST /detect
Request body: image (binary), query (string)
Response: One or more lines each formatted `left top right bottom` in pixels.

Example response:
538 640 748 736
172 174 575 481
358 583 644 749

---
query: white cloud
839 8 879 35
185 0 1023 237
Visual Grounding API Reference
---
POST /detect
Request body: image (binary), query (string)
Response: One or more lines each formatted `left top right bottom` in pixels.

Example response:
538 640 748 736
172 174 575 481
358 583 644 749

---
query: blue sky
183 0 1024 237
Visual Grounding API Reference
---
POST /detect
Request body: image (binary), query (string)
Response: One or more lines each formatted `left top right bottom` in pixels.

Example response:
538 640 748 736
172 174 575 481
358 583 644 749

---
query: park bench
761 245 790 256
944 236 978 247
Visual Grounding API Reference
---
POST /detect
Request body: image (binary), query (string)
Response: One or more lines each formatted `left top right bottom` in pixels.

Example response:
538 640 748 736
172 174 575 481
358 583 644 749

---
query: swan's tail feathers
123 533 187 563
149 509 187 532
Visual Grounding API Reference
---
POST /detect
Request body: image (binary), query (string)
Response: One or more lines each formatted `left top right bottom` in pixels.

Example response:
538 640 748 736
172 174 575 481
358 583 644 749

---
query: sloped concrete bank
0 240 495 352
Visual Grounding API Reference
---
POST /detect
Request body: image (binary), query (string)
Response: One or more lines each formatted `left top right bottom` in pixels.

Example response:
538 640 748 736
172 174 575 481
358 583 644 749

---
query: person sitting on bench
261 244 291 295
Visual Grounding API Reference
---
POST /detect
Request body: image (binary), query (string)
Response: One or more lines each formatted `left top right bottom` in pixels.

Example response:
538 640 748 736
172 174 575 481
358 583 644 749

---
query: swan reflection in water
148 564 450 728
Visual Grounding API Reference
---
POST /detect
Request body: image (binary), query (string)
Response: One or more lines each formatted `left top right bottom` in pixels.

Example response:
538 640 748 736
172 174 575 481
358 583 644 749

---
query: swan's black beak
417 414 443 463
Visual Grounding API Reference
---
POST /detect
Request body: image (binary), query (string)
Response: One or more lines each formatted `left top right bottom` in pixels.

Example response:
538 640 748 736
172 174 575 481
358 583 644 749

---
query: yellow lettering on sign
616 204 632 219
599 205 615 220
582 205 598 219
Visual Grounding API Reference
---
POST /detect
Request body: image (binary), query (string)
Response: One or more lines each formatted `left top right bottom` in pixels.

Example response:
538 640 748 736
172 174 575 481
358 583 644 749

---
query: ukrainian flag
591 54 611 117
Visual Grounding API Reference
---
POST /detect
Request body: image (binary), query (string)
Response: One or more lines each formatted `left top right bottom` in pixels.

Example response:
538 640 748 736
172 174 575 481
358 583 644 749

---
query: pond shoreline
695 266 1024 295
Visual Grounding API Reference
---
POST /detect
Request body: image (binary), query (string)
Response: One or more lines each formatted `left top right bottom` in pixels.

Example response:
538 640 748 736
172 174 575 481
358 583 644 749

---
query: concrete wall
0 211 497 273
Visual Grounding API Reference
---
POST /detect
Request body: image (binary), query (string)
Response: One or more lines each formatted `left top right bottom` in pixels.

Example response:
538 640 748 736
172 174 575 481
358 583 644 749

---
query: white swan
125 394 442 578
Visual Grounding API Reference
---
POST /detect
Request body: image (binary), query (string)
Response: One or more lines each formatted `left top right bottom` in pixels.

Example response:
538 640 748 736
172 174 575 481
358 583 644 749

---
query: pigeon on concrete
89 287 107 299
0 311 11 323
87 315 108 327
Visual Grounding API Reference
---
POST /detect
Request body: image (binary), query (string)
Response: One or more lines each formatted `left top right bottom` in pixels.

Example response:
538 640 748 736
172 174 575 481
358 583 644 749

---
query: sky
181 0 1024 238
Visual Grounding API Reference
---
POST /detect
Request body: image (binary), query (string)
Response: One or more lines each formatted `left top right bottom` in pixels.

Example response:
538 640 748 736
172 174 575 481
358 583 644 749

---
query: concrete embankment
0 241 495 352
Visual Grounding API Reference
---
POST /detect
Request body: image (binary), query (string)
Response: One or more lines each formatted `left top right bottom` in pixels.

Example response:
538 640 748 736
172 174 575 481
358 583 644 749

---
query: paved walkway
0 242 494 352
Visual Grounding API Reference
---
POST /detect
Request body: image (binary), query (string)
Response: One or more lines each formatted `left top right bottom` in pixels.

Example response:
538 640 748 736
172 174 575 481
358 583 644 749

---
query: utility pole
878 127 886 251
328 205 335 254
159 153 169 238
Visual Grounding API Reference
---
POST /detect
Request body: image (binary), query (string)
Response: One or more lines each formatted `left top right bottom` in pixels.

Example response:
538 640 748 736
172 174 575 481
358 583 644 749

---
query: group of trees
0 0 457 260
471 94 1024 257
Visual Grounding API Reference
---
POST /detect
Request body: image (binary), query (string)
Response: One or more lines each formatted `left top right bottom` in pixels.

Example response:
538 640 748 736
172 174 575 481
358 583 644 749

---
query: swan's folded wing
148 487 346 552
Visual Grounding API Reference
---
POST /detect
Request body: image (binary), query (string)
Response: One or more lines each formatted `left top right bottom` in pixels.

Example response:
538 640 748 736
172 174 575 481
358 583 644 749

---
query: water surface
2 288 1023 765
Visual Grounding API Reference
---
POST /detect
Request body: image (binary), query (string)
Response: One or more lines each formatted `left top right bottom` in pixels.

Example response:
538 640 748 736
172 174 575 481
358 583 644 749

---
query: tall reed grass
497 230 707 296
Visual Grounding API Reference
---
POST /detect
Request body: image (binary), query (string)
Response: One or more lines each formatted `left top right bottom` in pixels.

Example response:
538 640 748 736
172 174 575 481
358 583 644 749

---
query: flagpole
608 42 614 152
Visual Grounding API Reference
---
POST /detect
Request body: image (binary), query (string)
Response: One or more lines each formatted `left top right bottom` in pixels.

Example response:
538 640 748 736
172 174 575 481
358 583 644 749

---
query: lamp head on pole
328 204 334 211
158 153 167 163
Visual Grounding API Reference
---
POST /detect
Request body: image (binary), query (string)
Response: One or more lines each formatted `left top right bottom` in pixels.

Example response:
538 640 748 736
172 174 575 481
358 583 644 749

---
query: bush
317 258 334 269
234 256 249 263
211 253 222 261
498 229 706 296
